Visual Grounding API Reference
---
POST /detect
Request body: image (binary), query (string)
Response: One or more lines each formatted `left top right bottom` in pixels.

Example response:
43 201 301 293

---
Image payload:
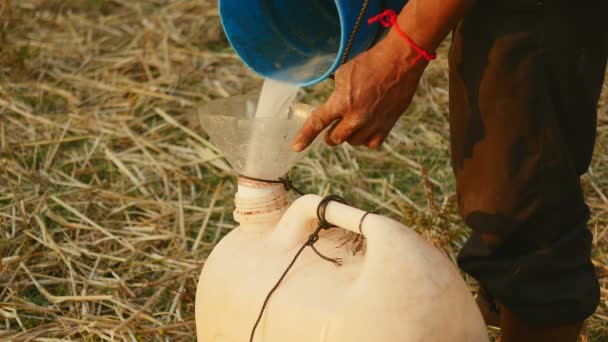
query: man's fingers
367 132 387 149
328 116 365 145
292 104 340 152
346 125 376 146
324 119 342 146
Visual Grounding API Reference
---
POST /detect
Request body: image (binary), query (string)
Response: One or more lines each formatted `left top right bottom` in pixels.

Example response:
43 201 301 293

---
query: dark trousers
449 0 608 325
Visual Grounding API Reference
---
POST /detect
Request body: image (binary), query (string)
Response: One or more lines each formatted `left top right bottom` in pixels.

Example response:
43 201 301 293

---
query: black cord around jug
248 195 346 342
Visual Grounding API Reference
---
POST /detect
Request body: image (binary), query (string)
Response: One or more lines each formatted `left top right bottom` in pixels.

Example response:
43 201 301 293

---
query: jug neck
234 177 288 227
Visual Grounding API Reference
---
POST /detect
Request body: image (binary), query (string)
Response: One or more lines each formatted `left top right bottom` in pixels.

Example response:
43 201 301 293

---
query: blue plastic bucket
219 0 408 87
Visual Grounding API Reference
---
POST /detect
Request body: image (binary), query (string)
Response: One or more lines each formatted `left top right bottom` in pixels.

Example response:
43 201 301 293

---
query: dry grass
0 0 606 341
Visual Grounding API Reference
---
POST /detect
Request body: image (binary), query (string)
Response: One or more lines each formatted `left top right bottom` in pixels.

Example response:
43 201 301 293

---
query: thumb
292 102 340 152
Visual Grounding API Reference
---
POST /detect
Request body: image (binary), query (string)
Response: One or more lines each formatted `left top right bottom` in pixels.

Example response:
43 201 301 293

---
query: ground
0 0 606 341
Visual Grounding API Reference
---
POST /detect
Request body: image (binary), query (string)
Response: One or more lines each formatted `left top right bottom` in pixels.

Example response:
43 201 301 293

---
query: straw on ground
0 1 606 341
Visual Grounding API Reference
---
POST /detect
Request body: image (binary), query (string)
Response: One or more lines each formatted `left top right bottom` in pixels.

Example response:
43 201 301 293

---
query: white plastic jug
195 178 489 342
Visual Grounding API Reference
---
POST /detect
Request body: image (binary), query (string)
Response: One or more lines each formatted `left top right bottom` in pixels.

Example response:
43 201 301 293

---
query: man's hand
291 0 475 152
291 34 426 152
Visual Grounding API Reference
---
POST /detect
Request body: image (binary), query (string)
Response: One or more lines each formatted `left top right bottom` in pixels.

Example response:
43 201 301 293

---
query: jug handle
322 196 371 236
273 194 374 249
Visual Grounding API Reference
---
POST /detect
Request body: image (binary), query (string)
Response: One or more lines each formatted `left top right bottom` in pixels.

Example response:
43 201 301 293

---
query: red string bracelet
368 9 437 66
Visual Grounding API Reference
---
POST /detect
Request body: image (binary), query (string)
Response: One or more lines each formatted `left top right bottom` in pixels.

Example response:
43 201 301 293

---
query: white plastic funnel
199 94 318 180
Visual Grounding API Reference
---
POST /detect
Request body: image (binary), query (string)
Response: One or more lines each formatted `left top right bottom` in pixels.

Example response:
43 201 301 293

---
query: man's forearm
388 0 475 55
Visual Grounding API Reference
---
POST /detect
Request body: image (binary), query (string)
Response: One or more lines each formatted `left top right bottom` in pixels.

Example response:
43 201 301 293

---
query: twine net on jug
247 193 371 342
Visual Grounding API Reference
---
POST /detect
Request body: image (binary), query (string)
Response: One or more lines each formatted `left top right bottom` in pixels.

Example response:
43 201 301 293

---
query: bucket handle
339 0 371 65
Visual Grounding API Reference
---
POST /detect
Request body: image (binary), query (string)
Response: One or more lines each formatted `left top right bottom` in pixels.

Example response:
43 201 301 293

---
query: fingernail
292 142 305 152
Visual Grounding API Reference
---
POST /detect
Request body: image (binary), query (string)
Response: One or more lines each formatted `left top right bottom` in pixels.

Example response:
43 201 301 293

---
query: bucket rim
217 0 349 87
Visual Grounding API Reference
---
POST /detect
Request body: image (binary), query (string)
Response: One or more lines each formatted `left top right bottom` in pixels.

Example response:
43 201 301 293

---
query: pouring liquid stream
243 79 301 177
254 79 300 119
